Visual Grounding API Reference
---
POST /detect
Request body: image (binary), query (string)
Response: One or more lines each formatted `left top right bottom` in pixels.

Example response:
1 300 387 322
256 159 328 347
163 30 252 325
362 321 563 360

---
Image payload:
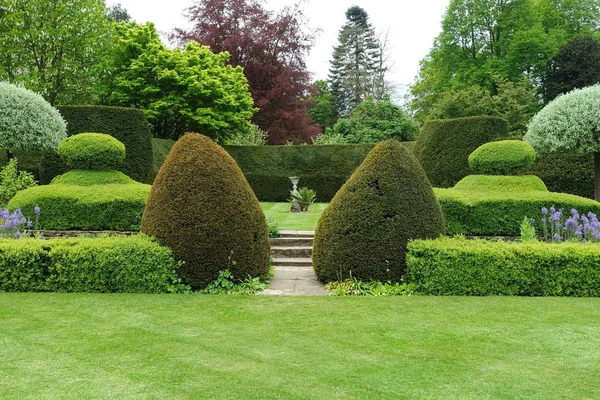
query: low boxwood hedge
8 183 150 231
50 170 137 186
436 188 600 236
406 237 600 296
452 175 547 192
0 235 186 293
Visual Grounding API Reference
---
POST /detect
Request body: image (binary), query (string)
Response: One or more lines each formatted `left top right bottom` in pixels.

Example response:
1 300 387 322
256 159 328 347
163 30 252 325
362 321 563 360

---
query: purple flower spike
541 207 548 215
34 205 40 216
553 233 561 242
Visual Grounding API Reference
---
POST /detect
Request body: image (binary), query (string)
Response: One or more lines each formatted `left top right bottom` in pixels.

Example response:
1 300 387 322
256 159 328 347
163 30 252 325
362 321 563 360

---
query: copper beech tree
172 0 321 144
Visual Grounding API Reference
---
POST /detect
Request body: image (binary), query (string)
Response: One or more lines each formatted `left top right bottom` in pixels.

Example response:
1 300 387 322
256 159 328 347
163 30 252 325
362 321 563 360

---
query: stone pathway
258 230 329 296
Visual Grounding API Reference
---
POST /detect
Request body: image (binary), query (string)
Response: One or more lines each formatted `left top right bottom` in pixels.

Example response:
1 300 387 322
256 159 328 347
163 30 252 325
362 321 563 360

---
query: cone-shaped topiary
58 133 126 170
140 133 270 289
313 140 445 282
468 140 536 175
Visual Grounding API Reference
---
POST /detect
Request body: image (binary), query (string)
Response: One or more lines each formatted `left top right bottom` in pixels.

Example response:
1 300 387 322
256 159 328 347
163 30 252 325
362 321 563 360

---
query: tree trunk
595 152 600 202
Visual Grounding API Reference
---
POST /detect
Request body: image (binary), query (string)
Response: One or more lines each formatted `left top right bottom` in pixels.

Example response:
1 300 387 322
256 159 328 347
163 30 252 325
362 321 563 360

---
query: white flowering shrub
0 82 67 151
525 85 600 155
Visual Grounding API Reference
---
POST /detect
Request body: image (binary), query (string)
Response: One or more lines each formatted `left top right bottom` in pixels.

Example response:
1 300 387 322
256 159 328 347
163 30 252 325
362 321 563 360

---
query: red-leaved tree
172 0 321 144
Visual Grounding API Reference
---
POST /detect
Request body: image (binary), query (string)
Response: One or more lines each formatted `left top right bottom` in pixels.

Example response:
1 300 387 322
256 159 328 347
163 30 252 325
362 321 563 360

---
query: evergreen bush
141 133 270 289
468 140 536 175
312 140 445 282
58 133 126 170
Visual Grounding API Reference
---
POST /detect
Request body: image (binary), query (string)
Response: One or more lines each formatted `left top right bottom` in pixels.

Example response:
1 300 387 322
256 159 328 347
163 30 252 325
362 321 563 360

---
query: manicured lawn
261 202 327 231
1 294 599 399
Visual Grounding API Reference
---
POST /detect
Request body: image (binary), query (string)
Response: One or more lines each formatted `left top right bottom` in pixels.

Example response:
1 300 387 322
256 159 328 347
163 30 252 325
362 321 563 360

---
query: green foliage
222 124 267 146
525 84 600 155
545 35 600 102
406 237 600 296
200 269 271 295
317 95 418 143
58 133 126 171
8 183 150 231
413 116 509 187
528 151 594 198
266 217 279 238
424 77 542 136
313 140 445 282
468 140 536 175
0 82 67 151
0 159 36 207
326 277 414 296
453 175 548 192
520 217 537 242
100 22 255 142
0 235 189 293
0 0 111 104
56 105 153 183
435 187 600 235
50 170 136 186
141 133 270 289
306 80 338 130
290 187 317 212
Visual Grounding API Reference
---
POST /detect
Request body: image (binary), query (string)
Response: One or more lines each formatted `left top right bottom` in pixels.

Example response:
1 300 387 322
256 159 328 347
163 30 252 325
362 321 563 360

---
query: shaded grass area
261 202 327 231
1 294 599 399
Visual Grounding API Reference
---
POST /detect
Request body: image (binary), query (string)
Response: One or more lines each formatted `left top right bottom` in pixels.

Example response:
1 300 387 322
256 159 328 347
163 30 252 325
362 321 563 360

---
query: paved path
258 230 329 296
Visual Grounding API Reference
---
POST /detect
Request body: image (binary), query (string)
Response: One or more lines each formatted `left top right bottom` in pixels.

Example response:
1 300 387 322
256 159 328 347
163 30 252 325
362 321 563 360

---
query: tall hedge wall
527 152 594 199
52 106 153 183
413 116 509 188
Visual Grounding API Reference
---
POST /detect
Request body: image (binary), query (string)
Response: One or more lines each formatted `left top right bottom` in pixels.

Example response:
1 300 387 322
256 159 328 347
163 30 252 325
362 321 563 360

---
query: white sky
113 0 450 98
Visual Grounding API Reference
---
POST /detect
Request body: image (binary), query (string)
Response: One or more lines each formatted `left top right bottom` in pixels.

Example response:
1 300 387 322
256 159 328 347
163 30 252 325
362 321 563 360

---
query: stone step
277 230 315 238
270 237 313 247
271 246 312 258
271 257 313 267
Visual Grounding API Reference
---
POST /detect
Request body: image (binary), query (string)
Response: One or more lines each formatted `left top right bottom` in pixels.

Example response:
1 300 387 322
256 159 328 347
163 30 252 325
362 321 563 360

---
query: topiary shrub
0 82 67 152
413 116 509 187
141 133 270 289
468 140 536 175
528 151 594 198
312 140 445 283
453 175 547 192
50 170 136 186
58 133 126 170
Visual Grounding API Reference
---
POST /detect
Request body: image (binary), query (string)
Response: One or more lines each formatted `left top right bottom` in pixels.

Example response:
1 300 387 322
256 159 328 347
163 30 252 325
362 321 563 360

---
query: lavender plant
532 206 600 243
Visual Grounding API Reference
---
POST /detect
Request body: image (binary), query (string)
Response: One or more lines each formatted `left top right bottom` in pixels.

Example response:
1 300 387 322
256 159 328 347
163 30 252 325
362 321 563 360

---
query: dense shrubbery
8 183 150 231
0 235 187 293
413 116 509 187
58 133 126 170
468 140 535 175
56 105 153 182
528 152 594 198
435 188 600 235
0 82 67 152
313 140 445 283
453 175 547 192
407 237 600 296
0 159 37 206
50 170 136 186
141 133 270 289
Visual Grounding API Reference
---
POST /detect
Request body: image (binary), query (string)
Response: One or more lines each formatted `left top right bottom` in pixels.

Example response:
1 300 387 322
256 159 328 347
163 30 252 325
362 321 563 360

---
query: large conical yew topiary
313 140 445 282
141 133 270 289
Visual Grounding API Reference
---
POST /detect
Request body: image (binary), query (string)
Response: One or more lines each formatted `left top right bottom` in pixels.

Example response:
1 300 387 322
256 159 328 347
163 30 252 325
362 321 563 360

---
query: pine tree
328 6 384 116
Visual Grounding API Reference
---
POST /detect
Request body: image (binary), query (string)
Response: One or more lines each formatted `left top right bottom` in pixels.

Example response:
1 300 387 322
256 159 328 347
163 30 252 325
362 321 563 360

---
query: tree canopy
172 0 320 144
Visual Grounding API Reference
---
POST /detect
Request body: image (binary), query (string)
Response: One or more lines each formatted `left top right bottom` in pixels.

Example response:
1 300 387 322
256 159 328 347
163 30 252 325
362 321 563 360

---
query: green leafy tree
100 22 255 142
107 2 131 23
525 85 600 201
0 0 111 104
544 36 600 102
306 80 338 131
328 6 385 116
314 95 418 144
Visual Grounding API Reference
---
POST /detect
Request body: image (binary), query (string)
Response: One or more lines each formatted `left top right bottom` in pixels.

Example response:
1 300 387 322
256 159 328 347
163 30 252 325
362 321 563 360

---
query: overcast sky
113 0 450 98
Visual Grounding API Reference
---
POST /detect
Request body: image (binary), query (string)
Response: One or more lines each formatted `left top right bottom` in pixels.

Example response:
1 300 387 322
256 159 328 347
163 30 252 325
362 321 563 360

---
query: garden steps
261 230 328 296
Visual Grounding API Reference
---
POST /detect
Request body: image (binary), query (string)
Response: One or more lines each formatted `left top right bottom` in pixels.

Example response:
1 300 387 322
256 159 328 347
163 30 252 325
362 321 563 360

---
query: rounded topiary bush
413 116 509 187
468 140 536 175
312 140 445 283
141 133 270 289
58 133 126 170
0 82 67 151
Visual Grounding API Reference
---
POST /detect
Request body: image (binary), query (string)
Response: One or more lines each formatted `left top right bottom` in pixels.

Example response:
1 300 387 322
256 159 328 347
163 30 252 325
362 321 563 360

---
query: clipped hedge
528 151 594 199
312 140 445 283
50 170 136 186
58 133 126 170
468 140 536 175
407 237 600 296
453 175 548 192
55 105 153 183
0 236 185 293
413 116 509 187
436 188 600 236
8 183 151 231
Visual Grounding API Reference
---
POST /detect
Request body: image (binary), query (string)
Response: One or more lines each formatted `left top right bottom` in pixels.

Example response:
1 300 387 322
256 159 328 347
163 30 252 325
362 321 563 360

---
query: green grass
261 202 327 231
1 294 599 399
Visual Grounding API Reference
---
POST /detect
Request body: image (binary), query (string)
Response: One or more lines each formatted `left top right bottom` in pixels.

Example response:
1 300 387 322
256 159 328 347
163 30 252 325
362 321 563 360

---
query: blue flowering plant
0 206 40 238
531 206 600 243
